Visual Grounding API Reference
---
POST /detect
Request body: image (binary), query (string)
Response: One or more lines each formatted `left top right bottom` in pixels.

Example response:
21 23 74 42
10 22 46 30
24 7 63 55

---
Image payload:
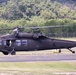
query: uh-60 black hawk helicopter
0 26 75 55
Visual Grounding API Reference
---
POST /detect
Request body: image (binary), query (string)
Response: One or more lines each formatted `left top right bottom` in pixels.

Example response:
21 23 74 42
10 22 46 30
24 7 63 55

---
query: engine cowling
15 33 39 39
15 32 47 39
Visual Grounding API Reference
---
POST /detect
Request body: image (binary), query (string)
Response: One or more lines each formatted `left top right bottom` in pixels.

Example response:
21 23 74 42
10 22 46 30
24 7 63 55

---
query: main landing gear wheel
59 49 61 53
10 48 16 55
11 51 16 55
2 52 9 55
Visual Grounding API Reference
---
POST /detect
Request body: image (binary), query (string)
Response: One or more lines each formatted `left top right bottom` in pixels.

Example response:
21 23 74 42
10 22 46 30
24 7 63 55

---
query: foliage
0 0 76 37
0 0 76 20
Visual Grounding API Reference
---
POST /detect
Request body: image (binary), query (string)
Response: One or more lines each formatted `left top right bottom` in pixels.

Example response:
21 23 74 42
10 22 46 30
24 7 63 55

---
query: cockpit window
4 40 6 45
22 40 27 46
15 40 21 46
0 40 2 45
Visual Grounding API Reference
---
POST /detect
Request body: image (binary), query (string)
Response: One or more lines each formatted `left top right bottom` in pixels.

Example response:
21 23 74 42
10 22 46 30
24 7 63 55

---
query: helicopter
0 26 75 55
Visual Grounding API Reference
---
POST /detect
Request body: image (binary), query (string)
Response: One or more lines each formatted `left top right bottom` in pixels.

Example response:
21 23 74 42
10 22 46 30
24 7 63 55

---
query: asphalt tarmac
0 54 76 62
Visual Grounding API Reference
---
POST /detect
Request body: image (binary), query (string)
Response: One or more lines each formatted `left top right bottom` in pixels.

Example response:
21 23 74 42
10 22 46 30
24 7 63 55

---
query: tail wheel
67 48 75 54
72 51 75 54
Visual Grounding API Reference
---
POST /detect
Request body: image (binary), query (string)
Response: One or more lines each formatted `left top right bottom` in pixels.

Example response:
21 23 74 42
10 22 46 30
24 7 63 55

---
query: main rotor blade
25 25 70 29
0 25 72 31
0 27 24 31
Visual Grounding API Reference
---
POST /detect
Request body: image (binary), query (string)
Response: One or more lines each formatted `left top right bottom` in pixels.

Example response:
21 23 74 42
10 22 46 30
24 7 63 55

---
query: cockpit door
2 40 14 51
3 40 13 47
0 40 2 49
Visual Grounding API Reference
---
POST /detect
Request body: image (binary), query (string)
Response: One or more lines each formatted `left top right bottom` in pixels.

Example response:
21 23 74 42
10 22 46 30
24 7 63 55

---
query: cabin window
4 40 6 45
0 40 2 45
22 40 27 46
15 40 21 46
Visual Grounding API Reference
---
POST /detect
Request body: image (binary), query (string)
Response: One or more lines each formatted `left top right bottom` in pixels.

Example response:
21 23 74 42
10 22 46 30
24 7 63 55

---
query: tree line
0 0 76 37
